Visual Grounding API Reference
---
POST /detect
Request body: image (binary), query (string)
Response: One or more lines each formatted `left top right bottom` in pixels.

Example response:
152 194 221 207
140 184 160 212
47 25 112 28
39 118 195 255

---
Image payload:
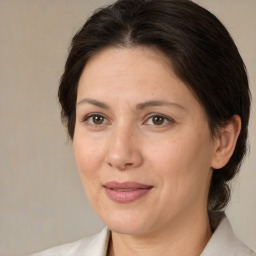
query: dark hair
58 0 250 211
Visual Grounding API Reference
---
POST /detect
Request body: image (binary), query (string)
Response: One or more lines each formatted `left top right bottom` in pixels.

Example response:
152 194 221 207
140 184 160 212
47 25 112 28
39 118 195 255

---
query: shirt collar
201 211 254 255
85 213 254 256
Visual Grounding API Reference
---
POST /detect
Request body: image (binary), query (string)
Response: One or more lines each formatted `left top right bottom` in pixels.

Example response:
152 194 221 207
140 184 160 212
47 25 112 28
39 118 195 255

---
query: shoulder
29 227 110 256
201 212 256 256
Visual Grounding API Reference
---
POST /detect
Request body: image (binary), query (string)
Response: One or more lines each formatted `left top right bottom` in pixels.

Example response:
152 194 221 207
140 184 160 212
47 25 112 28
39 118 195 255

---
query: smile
103 181 153 203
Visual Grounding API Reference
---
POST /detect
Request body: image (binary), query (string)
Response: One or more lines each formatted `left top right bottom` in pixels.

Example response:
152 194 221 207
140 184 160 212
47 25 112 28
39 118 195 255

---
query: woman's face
73 46 217 235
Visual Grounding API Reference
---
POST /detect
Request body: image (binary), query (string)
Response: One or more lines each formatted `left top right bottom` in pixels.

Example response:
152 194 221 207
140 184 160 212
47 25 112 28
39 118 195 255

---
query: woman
32 0 255 255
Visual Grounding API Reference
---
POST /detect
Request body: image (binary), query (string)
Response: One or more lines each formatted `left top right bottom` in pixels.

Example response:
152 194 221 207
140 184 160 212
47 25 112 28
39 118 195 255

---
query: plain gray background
0 1 255 255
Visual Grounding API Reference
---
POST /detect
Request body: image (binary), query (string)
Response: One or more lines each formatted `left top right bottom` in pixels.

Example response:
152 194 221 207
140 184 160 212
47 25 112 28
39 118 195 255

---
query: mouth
103 181 153 203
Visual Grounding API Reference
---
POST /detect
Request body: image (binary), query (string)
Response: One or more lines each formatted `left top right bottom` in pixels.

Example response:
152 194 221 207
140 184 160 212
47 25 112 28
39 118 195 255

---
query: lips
103 181 153 203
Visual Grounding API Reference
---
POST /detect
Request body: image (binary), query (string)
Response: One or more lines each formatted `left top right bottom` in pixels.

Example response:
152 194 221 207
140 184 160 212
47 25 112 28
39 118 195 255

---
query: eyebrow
136 100 185 110
77 98 184 111
77 98 110 109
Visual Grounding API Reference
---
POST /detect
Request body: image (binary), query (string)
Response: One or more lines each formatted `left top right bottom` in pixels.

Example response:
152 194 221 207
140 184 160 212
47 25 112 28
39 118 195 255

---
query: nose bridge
106 122 143 170
112 124 131 147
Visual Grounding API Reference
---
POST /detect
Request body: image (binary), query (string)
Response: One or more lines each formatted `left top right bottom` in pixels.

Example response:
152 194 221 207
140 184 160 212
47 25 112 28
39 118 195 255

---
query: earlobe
211 115 241 169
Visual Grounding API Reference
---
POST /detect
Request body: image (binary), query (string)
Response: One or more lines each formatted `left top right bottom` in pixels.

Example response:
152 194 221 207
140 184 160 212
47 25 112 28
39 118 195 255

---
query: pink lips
103 181 153 203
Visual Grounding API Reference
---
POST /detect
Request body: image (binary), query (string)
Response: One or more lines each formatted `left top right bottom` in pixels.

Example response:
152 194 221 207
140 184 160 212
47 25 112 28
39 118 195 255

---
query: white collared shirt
30 213 256 256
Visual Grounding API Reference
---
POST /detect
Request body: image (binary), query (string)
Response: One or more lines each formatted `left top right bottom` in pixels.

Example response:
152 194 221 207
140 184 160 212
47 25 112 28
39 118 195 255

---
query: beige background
0 1 255 255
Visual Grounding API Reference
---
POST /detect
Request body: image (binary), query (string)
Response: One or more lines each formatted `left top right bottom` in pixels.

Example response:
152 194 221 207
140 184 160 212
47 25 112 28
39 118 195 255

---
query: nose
105 127 143 170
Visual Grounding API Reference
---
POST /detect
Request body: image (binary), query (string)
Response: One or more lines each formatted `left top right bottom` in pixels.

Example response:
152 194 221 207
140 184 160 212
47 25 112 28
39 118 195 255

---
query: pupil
153 116 164 125
93 116 103 124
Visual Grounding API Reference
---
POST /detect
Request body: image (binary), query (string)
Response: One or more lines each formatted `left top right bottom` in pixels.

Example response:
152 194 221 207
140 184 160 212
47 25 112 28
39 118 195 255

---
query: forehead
78 46 177 93
77 46 204 113
81 46 172 79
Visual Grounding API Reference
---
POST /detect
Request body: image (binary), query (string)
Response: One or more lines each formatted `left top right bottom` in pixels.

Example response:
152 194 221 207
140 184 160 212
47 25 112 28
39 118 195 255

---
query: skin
73 46 241 256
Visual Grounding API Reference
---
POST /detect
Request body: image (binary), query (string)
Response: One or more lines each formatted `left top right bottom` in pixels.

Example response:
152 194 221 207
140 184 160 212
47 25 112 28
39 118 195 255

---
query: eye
151 116 166 125
145 114 173 127
83 114 108 126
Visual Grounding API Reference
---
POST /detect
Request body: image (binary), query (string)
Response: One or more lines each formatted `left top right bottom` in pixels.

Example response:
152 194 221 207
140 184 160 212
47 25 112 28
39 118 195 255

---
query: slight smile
103 181 153 203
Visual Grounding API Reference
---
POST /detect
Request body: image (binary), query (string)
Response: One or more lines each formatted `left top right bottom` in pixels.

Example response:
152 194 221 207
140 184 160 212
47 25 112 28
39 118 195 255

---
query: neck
108 210 212 256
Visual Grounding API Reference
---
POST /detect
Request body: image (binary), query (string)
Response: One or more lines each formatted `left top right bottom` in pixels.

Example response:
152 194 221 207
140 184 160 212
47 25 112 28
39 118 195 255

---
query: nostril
107 161 133 170
105 145 143 170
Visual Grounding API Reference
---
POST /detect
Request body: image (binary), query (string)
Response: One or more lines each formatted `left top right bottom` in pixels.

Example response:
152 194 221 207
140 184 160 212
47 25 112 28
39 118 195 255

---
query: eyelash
144 114 174 127
82 113 174 128
82 113 110 126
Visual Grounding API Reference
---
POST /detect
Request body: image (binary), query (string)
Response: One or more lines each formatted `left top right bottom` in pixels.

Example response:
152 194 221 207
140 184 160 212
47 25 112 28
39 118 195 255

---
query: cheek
148 131 213 199
73 132 105 184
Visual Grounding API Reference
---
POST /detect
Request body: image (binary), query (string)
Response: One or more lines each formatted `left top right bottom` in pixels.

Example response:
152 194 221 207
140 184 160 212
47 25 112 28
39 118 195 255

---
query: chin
108 222 150 236
100 209 155 236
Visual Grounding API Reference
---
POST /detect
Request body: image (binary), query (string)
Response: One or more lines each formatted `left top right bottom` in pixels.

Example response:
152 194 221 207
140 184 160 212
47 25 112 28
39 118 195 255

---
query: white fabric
30 214 256 256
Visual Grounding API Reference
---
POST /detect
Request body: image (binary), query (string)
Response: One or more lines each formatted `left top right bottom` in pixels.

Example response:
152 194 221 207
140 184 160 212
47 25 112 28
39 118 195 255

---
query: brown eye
92 115 105 125
84 114 107 125
152 116 165 125
144 114 173 127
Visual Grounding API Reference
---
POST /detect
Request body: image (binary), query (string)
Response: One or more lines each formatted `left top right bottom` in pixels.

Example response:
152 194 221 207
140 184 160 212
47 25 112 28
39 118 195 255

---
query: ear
211 115 241 169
